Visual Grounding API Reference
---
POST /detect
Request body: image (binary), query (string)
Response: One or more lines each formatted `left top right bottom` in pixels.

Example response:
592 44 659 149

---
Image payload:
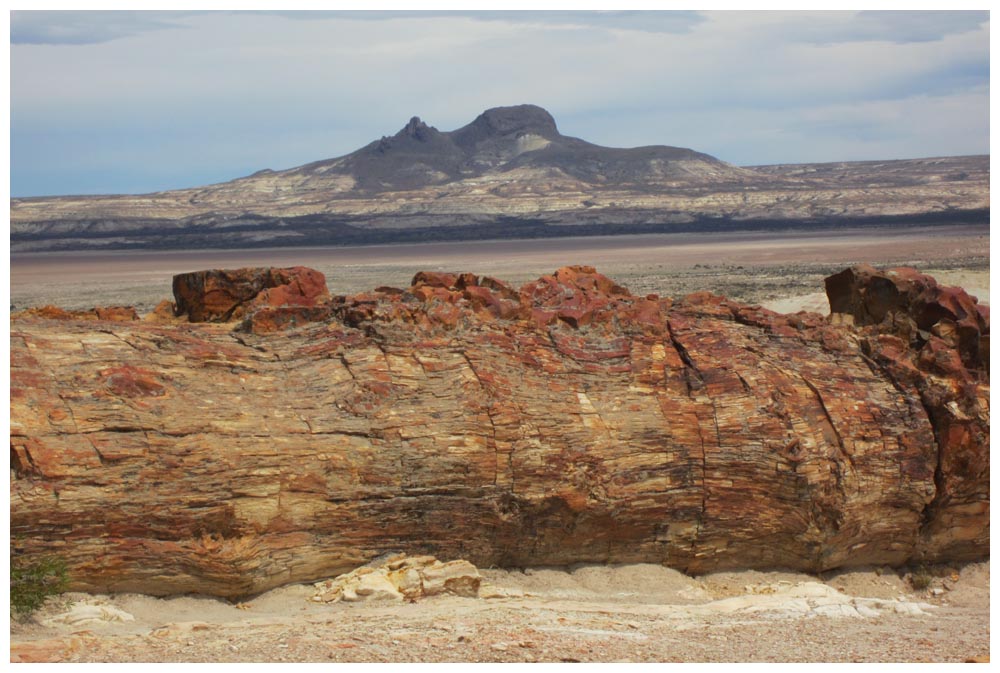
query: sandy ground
9 224 990 312
9 561 989 663
8 225 990 663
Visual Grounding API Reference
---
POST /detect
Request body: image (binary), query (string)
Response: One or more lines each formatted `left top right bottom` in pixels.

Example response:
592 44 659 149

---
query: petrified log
10 265 988 598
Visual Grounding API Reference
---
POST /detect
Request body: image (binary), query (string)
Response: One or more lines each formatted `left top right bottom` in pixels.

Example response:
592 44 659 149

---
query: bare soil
9 562 989 663
10 224 990 312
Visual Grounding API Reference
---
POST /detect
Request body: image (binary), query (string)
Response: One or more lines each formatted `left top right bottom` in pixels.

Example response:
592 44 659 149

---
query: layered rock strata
9 265 988 598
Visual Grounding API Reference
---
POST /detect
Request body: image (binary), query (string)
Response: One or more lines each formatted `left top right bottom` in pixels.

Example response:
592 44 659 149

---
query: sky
9 9 991 197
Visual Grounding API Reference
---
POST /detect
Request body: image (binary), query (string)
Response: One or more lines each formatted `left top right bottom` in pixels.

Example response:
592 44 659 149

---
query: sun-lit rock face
9 266 988 598
171 266 331 323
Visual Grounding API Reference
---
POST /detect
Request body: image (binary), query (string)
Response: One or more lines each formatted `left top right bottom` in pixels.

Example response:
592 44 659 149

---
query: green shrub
908 566 933 591
10 549 69 619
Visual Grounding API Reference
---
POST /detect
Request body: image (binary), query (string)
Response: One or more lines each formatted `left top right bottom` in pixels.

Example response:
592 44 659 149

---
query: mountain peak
470 104 559 138
302 103 740 192
448 104 561 157
397 116 438 142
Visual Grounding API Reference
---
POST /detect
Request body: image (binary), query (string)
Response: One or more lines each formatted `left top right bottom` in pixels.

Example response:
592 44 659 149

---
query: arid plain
10 224 989 313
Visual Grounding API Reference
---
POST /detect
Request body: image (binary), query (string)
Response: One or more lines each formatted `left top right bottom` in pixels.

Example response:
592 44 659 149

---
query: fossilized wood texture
172 266 331 322
10 266 989 598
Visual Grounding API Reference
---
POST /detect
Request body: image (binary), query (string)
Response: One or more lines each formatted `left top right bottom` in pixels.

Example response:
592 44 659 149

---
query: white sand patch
923 269 990 305
761 292 830 315
515 134 551 155
41 601 135 627
679 581 933 620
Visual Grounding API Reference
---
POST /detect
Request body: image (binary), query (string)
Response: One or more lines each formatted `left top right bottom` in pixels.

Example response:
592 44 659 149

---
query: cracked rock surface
10 265 988 598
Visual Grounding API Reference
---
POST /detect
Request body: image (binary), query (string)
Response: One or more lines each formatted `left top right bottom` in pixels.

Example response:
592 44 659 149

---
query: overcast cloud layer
10 10 990 197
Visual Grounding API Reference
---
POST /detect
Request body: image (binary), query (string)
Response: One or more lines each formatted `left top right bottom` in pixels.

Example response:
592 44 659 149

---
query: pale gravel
11 562 989 663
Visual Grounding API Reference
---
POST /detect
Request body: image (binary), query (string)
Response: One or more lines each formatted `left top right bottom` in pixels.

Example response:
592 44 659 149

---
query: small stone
351 572 403 602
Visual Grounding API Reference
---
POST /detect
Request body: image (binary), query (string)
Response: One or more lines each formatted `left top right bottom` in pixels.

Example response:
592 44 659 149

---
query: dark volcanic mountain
10 104 989 251
281 104 749 192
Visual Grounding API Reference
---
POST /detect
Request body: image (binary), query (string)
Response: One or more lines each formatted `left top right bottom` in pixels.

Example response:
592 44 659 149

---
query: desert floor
10 223 990 313
9 562 990 663
9 224 990 663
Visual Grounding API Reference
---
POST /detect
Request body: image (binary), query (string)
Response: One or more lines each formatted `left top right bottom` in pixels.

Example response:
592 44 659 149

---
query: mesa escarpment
10 265 988 598
10 104 989 251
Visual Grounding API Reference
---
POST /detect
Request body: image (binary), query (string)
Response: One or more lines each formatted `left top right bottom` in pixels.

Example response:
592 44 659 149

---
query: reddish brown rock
143 299 182 324
9 266 988 599
172 266 331 322
518 265 629 329
239 305 336 334
95 307 140 321
13 305 139 322
411 271 479 291
826 265 989 563
825 264 988 374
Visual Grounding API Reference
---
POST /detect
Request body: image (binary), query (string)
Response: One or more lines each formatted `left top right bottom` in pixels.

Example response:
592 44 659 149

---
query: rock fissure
456 350 503 488
53 393 82 435
799 374 857 476
229 332 273 356
100 329 143 352
664 322 703 397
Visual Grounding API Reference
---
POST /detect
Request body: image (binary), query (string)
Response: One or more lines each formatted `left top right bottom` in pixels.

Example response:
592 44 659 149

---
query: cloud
11 10 199 45
9 9 705 47
835 10 989 44
716 10 989 46
9 10 990 196
10 9 985 48
250 9 706 34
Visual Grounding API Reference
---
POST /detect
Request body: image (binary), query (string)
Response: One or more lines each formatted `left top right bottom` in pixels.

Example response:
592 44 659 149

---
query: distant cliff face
10 265 989 598
9 104 990 251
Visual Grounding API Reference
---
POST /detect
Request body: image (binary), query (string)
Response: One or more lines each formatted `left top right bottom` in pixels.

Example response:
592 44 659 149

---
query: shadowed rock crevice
9 264 988 598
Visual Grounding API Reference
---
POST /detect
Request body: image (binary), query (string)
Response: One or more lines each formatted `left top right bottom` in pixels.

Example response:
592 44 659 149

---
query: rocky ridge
9 264 989 598
10 105 989 251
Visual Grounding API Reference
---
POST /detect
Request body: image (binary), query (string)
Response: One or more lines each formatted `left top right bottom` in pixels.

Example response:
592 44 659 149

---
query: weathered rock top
10 265 988 598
